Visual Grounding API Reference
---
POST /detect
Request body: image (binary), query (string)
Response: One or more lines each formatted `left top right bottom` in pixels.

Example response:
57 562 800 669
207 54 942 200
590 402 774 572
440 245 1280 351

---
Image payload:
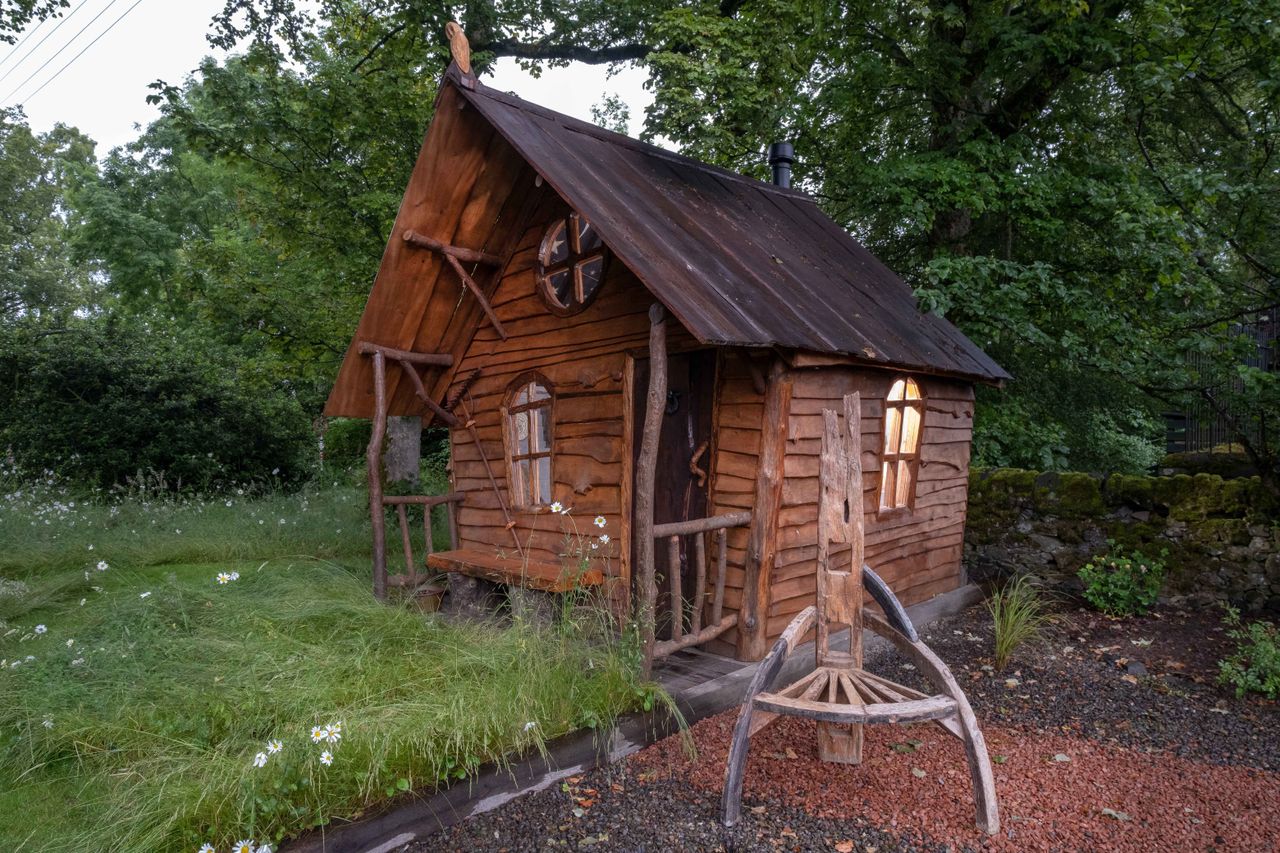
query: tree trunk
384 416 422 491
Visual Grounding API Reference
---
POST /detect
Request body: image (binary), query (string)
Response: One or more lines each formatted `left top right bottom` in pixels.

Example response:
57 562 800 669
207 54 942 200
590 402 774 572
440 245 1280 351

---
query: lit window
504 376 554 508
537 212 609 314
880 377 924 510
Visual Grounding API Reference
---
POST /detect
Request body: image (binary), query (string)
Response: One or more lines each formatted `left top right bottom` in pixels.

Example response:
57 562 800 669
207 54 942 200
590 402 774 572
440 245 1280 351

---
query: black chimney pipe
768 141 795 188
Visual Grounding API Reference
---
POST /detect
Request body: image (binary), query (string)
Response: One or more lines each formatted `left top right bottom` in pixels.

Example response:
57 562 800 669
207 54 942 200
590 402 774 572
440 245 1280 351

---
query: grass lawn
0 478 650 852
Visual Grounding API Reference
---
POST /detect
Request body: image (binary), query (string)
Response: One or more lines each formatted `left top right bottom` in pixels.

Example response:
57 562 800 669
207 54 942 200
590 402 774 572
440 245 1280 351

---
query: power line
0 0 92 86
0 15 50 71
2 0 127 103
8 0 148 107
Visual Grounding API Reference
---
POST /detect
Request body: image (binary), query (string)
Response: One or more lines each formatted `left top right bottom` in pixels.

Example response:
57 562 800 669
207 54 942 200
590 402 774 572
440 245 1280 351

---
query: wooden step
427 548 603 593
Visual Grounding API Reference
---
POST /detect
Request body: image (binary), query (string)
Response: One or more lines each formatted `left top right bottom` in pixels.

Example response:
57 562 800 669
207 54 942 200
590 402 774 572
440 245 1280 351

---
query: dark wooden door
632 349 716 639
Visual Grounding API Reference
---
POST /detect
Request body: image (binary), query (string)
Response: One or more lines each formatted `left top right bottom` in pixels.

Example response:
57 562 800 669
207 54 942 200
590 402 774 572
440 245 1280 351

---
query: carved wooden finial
445 21 472 76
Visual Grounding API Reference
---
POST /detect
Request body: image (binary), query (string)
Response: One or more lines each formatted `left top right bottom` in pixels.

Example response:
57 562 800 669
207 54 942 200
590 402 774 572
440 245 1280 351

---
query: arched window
503 375 554 508
537 211 609 315
880 377 924 511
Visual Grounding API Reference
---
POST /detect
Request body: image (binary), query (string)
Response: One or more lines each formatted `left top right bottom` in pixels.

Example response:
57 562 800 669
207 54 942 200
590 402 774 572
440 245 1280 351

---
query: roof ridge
453 70 814 202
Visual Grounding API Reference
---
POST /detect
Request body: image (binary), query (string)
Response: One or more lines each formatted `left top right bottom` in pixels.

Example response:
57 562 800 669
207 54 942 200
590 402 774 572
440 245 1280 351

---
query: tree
0 107 96 322
0 0 67 43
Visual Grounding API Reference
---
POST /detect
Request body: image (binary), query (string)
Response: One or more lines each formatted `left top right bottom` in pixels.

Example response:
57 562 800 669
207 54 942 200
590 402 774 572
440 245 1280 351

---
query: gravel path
406 605 1279 852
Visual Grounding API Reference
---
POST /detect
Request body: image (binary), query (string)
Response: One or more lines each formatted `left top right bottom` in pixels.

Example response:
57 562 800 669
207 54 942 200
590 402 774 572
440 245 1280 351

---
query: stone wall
963 469 1280 613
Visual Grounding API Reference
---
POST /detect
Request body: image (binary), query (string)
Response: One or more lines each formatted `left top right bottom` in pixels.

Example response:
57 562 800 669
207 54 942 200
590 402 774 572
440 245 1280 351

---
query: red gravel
634 713 1280 851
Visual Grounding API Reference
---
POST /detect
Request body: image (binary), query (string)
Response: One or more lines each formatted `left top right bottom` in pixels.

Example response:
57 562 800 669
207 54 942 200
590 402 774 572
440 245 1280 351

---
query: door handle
688 441 709 488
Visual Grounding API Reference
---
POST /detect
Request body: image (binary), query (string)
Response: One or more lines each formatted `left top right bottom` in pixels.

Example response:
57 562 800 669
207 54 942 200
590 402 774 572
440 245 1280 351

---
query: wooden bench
426 548 603 593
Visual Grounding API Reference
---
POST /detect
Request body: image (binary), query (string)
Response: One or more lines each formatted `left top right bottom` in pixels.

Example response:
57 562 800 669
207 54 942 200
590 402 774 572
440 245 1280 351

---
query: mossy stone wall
965 469 1280 613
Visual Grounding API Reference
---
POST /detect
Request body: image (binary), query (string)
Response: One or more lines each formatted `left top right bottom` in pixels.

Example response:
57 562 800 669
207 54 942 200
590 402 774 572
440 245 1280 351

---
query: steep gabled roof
450 69 1009 384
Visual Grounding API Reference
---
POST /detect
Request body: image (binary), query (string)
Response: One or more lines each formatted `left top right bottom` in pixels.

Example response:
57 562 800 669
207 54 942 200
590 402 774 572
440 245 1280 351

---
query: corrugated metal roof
452 72 1009 384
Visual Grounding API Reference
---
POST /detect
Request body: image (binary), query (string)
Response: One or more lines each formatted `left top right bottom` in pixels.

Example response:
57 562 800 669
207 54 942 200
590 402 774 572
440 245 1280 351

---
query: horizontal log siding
767 368 975 639
700 353 765 654
445 203 695 592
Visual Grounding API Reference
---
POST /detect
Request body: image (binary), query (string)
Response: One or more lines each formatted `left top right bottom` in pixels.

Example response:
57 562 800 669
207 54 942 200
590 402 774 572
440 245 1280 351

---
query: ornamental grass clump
1077 543 1166 616
1218 606 1280 699
986 575 1051 670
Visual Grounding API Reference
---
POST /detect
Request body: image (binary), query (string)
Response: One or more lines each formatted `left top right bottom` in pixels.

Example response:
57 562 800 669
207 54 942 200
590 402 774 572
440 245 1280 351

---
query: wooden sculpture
721 392 1000 835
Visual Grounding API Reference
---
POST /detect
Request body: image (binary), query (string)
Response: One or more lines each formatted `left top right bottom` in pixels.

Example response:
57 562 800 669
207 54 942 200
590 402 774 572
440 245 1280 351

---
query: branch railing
650 510 752 660
382 492 464 593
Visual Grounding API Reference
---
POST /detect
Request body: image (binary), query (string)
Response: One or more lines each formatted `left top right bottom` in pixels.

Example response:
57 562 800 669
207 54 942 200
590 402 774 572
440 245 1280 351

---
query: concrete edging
284 583 983 853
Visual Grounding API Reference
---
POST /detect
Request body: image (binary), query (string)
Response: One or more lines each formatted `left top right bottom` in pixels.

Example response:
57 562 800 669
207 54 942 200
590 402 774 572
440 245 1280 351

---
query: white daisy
523 720 537 732
593 515 607 528
230 571 240 581
325 721 342 743
96 560 109 571
233 840 255 853
34 625 47 635
549 501 563 514
599 534 610 544
319 750 333 766
310 725 325 743
253 751 268 768
259 845 274 853
266 739 283 755
66 639 74 647
198 844 215 853
42 717 53 729
216 572 233 585
139 592 151 599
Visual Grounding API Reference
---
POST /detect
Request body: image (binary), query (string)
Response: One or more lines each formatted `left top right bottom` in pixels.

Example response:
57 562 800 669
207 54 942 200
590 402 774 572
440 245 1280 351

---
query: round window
537 212 609 314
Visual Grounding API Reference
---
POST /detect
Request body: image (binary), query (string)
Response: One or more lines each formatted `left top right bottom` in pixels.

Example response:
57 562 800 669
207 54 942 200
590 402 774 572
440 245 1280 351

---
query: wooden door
632 349 716 639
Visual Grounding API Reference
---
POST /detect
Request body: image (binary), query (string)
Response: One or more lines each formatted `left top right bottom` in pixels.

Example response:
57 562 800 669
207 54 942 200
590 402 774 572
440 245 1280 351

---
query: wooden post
397 504 415 578
845 392 865 666
368 351 389 600
737 359 791 661
635 304 667 678
423 502 435 559
712 527 727 626
692 531 707 635
668 535 683 641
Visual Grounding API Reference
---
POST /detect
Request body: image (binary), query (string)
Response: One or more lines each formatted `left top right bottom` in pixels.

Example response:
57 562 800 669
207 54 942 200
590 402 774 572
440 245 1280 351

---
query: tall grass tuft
986 575 1050 670
0 479 654 852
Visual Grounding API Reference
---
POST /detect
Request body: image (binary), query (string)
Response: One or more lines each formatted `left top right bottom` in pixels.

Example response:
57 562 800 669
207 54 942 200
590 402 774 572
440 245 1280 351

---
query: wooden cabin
324 57 1008 667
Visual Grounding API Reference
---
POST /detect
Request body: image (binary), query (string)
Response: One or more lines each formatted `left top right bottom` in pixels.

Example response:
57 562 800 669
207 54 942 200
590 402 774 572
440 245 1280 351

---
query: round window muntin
537 212 609 315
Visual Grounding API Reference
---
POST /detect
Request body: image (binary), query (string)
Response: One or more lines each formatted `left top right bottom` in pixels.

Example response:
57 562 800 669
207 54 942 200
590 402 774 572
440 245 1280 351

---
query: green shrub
322 418 371 469
1077 542 1166 616
0 319 315 491
1218 607 1280 699
986 575 1050 670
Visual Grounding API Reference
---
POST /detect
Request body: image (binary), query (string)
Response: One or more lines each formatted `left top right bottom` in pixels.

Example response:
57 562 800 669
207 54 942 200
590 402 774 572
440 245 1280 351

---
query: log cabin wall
767 368 975 640
699 352 766 654
442 189 698 606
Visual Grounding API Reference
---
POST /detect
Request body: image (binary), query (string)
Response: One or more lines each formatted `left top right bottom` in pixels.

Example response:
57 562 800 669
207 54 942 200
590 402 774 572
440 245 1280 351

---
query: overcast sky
0 0 653 154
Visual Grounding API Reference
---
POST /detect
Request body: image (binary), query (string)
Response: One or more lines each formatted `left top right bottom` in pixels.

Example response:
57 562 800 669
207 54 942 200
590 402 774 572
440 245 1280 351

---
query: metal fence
1164 315 1278 454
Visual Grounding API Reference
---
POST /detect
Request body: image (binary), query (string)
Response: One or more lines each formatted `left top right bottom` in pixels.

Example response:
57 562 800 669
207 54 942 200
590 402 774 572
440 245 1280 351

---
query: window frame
501 371 556 510
878 376 925 516
536 211 610 316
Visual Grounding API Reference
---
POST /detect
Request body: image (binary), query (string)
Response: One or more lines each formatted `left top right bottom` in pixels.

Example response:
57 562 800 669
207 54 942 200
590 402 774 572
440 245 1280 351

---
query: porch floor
652 645 745 694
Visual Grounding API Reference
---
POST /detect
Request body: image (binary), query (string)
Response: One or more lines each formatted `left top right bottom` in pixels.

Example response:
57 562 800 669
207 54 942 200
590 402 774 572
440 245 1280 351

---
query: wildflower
266 739 283 755
259 844 274 853
325 721 342 744
310 725 325 744
253 751 268 768
523 721 537 732
96 560 109 572
87 544 94 550
590 542 598 550
198 844 215 853
233 840 255 853
66 639 74 647
594 515 607 528
319 750 333 766
226 500 233 507
140 592 151 599
217 572 234 585
42 717 53 729
599 534 610 544
549 501 563 514
71 658 84 667
34 624 47 635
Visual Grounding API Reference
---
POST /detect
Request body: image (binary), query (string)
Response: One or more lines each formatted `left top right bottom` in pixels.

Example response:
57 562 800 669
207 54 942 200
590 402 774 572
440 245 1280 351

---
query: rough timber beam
402 229 502 266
